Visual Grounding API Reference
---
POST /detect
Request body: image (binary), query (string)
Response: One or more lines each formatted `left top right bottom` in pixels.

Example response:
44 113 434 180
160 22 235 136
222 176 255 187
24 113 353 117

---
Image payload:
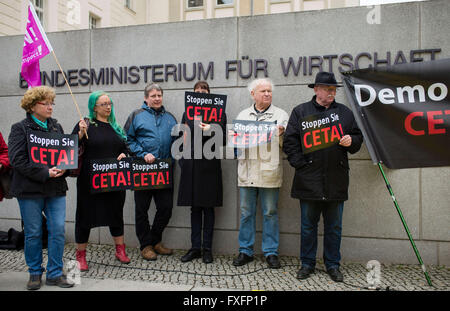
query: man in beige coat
231 78 289 269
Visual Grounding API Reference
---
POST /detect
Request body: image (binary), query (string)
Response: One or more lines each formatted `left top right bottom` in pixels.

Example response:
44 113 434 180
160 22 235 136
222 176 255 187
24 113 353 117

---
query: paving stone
0 243 448 291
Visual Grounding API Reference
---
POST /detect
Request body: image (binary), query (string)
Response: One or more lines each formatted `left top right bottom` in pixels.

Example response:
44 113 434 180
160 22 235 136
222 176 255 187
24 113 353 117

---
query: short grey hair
144 83 163 98
247 78 274 94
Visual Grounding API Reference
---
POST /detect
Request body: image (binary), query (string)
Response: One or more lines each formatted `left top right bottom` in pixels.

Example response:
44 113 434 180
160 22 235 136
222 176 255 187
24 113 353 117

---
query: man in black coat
283 72 363 282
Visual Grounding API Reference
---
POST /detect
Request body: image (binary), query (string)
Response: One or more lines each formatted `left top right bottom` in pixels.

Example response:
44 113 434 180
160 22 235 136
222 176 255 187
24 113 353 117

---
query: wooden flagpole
51 51 88 139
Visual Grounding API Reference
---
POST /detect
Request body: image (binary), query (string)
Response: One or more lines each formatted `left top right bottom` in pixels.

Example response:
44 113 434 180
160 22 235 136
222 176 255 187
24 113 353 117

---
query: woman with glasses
178 81 227 264
8 86 73 290
72 91 130 271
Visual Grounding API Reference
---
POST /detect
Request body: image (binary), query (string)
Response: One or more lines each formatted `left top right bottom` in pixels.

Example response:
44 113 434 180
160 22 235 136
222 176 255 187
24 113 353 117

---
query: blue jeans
18 196 66 279
300 200 344 270
238 187 280 257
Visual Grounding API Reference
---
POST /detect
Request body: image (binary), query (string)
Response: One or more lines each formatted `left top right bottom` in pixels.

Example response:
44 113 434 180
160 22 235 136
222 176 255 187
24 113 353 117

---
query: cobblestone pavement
0 243 448 291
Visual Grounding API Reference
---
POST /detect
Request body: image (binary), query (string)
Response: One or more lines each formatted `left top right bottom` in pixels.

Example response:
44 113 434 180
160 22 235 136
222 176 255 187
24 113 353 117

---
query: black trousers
134 188 173 251
191 206 215 250
75 225 123 244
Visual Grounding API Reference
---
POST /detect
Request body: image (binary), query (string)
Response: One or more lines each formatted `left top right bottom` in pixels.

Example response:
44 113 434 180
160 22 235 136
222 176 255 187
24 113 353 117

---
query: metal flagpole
377 163 433 286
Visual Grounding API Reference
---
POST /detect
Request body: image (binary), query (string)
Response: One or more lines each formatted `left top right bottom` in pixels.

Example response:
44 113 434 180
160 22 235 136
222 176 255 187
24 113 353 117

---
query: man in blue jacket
124 83 177 261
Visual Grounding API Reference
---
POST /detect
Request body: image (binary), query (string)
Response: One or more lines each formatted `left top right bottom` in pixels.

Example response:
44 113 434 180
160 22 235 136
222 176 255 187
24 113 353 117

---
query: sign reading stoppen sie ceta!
300 109 344 154
184 91 227 124
228 120 278 148
27 131 78 169
90 157 172 193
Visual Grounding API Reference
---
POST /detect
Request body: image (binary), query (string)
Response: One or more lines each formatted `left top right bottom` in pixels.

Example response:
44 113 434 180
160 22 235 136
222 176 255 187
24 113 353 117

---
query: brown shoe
141 245 157 261
154 242 173 255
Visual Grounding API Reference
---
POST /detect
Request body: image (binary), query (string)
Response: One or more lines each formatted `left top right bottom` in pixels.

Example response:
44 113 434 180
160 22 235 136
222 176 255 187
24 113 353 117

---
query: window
33 0 44 26
187 0 204 8
125 0 134 11
89 14 99 29
217 0 233 5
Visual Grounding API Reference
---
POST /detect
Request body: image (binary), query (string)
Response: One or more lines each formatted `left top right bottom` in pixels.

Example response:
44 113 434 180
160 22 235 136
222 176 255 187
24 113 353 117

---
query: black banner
184 91 227 124
342 58 450 169
89 158 172 193
27 131 78 169
300 109 344 154
228 120 277 148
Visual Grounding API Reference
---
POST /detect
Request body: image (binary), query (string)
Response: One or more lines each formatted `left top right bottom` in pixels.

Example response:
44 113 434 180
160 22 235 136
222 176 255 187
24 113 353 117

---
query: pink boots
76 244 130 271
115 244 130 264
76 249 89 271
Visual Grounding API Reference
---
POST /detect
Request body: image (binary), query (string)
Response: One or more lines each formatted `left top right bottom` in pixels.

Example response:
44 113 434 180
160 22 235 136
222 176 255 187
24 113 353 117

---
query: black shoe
181 249 202 262
202 249 213 264
327 268 344 282
232 253 254 266
46 274 74 288
296 266 315 280
27 274 42 290
266 255 281 269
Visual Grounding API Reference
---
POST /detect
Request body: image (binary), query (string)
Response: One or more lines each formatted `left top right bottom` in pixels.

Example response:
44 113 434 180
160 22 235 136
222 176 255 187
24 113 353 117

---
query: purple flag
21 2 53 88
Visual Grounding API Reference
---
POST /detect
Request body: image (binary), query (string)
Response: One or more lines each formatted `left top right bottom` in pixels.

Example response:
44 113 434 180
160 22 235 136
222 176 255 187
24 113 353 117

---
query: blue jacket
124 103 177 159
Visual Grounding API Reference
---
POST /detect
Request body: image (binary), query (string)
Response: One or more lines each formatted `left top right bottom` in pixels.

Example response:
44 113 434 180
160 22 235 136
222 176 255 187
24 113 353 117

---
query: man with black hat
283 72 363 282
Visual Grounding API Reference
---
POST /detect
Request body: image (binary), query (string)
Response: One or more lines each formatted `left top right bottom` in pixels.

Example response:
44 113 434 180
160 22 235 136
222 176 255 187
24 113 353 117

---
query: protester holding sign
0 132 11 202
7 86 73 290
124 83 177 261
283 72 363 283
178 81 227 264
71 91 130 271
231 78 288 269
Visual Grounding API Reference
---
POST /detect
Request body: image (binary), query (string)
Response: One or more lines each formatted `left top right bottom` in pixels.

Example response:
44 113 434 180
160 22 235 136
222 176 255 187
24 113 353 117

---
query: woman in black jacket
8 86 73 290
178 81 227 264
72 91 130 271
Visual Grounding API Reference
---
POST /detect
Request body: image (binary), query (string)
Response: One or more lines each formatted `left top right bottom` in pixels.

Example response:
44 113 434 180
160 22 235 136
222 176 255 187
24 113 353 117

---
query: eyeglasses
37 102 55 107
96 102 113 107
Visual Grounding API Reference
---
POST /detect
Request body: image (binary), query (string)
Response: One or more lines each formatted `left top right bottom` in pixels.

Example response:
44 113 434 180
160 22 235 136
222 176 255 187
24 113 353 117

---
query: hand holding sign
144 153 156 164
49 167 65 178
339 135 352 147
78 119 88 140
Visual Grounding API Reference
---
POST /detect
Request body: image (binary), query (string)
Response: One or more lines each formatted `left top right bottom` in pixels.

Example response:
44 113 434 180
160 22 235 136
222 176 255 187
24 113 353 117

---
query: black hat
308 72 342 88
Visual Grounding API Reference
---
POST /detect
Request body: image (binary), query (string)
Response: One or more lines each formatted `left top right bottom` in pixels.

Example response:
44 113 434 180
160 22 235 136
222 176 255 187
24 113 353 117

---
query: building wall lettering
19 48 442 88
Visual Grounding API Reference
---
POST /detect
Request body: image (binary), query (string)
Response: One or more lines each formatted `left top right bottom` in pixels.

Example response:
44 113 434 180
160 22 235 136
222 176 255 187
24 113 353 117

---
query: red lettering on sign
330 125 341 142
303 132 312 149
405 111 424 135
31 146 39 163
427 110 446 135
92 174 99 189
57 149 69 166
40 148 48 165
117 171 127 187
405 110 449 136
186 105 220 122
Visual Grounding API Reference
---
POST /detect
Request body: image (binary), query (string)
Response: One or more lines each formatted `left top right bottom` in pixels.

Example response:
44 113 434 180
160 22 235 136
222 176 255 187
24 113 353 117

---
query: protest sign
27 131 78 169
228 120 277 148
300 109 344 154
89 158 172 193
90 158 133 193
132 158 172 190
184 91 227 124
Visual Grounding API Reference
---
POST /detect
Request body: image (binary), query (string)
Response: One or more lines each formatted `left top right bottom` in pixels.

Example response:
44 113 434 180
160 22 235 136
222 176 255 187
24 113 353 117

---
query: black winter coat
283 97 363 201
177 112 227 207
8 114 68 199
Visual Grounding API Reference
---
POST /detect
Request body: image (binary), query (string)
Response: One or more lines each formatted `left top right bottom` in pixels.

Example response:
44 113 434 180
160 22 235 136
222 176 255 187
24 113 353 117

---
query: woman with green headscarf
71 91 130 271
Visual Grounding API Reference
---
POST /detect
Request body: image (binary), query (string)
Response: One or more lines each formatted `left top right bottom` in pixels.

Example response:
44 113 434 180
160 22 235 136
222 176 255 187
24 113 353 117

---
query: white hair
247 78 274 94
